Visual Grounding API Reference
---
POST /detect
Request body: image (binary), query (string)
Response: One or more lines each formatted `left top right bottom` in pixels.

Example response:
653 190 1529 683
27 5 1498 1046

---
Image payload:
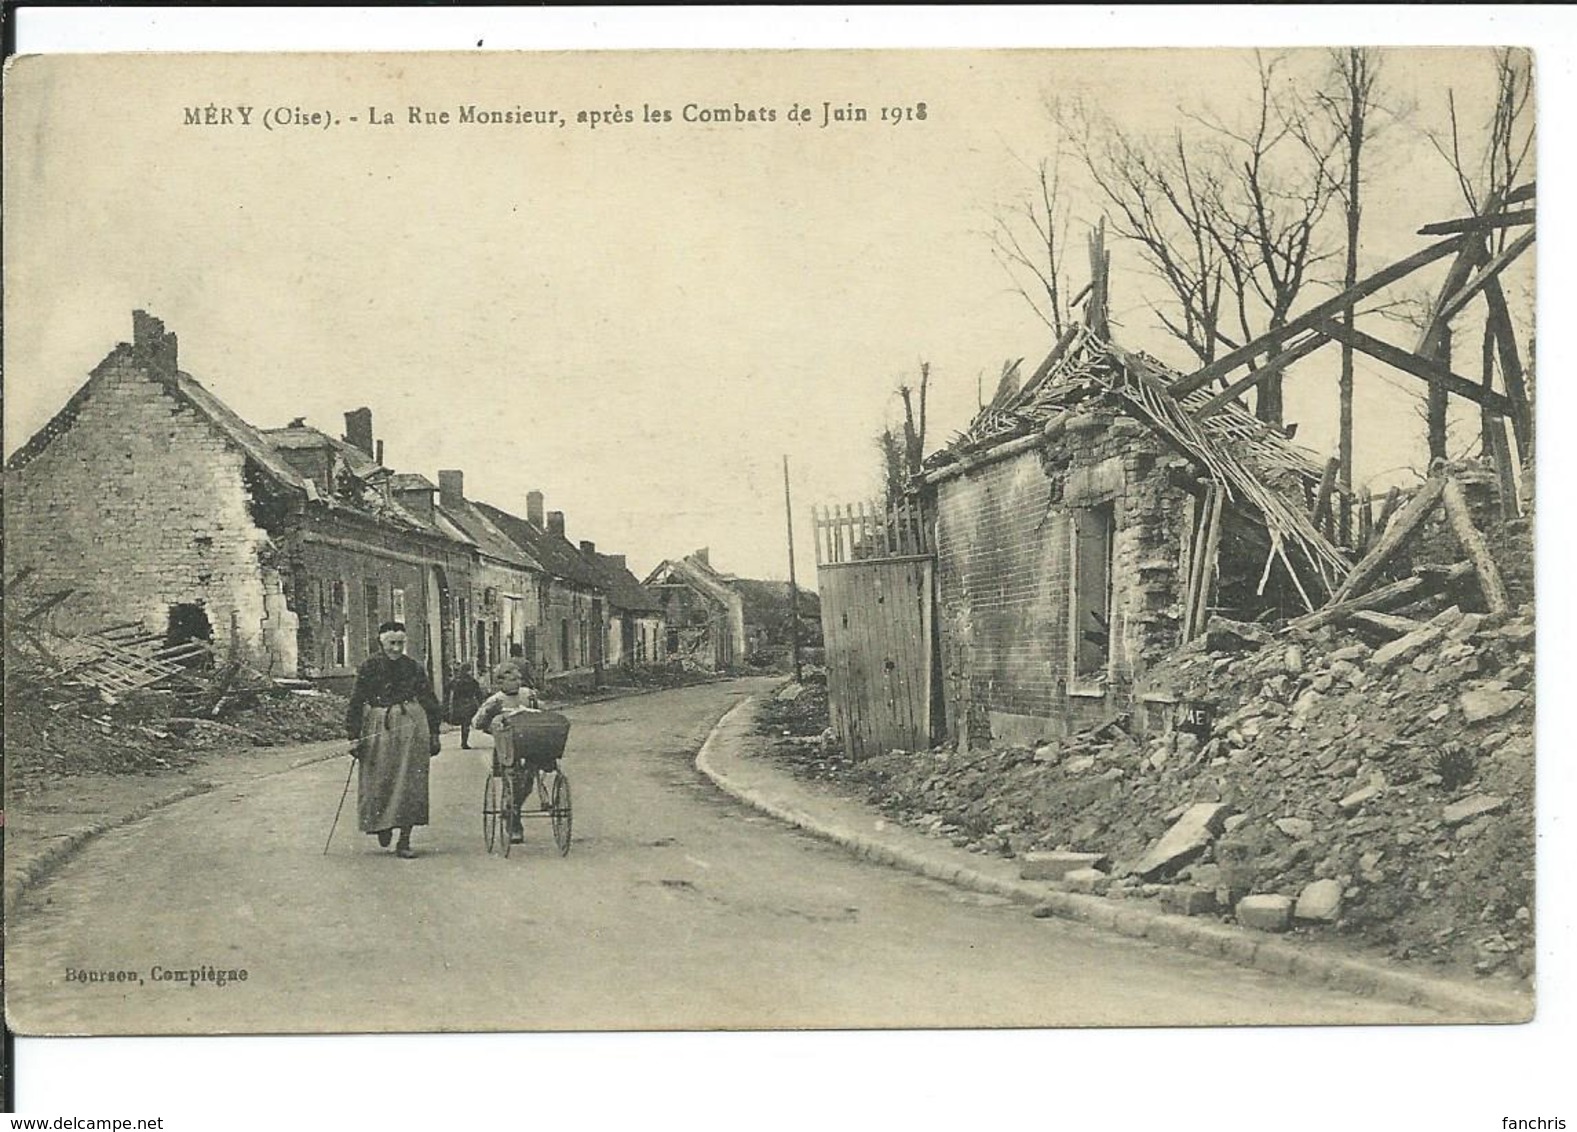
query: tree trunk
1428 326 1451 462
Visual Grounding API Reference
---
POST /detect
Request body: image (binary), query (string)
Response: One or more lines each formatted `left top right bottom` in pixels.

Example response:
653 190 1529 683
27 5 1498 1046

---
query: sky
3 8 1574 1126
2 39 1531 588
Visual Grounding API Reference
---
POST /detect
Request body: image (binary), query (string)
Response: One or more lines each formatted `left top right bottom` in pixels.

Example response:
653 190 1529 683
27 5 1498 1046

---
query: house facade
472 496 606 687
585 548 665 668
432 470 544 680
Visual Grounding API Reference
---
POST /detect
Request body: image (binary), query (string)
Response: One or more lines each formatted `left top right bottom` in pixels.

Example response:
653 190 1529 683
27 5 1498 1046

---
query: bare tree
1423 48 1535 463
1294 47 1397 537
990 155 1072 334
1061 52 1343 425
877 362 930 504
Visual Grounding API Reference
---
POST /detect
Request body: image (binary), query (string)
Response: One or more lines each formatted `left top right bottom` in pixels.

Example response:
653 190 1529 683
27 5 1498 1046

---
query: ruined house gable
3 341 294 668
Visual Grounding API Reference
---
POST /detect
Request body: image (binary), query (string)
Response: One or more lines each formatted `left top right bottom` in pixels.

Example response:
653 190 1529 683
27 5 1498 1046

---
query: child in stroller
471 662 541 843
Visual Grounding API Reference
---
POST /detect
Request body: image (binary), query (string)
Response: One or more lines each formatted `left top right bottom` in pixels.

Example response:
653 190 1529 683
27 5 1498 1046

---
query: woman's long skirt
356 702 431 832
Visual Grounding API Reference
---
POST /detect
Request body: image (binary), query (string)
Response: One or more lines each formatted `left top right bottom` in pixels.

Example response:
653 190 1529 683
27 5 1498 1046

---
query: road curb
4 746 346 915
695 695 1533 1025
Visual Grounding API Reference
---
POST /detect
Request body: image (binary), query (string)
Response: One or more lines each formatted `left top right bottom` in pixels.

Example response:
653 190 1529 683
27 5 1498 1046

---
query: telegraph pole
783 455 802 683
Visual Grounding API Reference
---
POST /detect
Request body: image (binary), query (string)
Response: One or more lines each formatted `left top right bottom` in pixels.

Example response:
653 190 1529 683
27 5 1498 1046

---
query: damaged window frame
1068 498 1117 695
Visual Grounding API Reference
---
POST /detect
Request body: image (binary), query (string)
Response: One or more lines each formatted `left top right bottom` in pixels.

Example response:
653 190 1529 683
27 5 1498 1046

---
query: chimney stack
344 408 374 458
579 540 596 559
693 547 710 568
131 310 178 373
438 470 465 512
527 490 545 529
375 439 385 466
547 511 566 539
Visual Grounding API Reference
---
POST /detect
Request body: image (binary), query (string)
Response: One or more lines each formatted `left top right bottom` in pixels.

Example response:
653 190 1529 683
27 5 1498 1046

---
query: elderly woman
345 620 442 859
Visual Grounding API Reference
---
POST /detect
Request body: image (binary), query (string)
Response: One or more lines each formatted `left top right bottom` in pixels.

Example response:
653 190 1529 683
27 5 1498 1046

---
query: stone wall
933 407 1194 747
4 346 290 670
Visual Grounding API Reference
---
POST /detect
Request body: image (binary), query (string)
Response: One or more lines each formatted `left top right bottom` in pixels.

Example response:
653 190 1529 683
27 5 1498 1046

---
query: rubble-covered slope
758 604 1534 986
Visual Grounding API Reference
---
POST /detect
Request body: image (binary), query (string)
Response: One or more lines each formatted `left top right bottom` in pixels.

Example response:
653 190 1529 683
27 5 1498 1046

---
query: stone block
1235 894 1295 932
1459 688 1527 724
1159 885 1217 916
1020 850 1109 881
1442 794 1507 827
1134 802 1232 880
1295 878 1343 922
1063 867 1111 895
1371 625 1446 672
1339 783 1382 813
1274 817 1315 840
1447 613 1485 643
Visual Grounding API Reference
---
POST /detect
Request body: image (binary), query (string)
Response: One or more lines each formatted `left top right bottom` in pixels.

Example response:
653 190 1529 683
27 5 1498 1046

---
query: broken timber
1291 561 1471 633
1329 473 1447 605
1441 478 1512 615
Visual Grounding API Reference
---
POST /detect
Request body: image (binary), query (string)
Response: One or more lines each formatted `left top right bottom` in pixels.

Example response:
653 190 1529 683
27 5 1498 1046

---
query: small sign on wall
1177 700 1214 737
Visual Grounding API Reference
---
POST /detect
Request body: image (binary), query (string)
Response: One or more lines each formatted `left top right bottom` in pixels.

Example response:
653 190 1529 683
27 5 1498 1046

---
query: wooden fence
814 498 937 759
812 498 930 565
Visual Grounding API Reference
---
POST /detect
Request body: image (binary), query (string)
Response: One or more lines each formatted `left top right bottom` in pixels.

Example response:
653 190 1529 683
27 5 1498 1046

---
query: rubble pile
4 672 349 793
760 598 1533 985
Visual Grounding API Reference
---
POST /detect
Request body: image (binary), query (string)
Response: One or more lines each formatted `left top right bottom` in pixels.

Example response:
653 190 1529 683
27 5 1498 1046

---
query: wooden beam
1292 575 1423 632
1291 560 1474 633
1506 181 1536 205
1483 276 1532 455
1170 234 1465 398
1312 456 1340 529
1315 319 1516 417
1418 208 1535 236
1193 332 1333 419
1441 477 1512 615
1349 610 1426 640
1019 323 1082 399
1374 486 1402 536
1331 473 1446 605
1425 228 1536 333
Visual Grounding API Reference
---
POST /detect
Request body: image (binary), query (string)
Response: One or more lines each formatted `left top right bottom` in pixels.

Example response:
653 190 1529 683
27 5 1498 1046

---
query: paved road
5 679 1438 1034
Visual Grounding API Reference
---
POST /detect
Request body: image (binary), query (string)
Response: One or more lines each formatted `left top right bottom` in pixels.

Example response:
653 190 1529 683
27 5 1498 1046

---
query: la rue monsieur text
184 100 929 131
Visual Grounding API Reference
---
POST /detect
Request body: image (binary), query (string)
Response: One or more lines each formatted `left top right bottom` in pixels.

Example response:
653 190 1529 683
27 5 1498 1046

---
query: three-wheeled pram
482 710 572 857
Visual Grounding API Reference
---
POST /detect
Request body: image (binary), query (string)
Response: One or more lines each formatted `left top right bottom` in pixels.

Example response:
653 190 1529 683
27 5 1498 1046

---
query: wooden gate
813 500 937 759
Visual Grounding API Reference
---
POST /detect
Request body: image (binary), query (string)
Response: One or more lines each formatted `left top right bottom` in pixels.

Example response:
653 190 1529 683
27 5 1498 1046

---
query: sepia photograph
1 7 1568 1126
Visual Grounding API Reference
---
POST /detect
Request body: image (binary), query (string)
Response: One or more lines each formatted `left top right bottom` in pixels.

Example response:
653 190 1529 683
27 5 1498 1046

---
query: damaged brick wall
934 407 1194 748
3 347 293 671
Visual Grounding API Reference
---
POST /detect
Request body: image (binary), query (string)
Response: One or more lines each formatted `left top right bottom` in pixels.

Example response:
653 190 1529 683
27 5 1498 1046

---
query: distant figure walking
346 621 442 859
446 664 485 749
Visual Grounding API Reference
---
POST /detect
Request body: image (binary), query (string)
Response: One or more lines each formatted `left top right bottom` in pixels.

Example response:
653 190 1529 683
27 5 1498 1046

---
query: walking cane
323 754 357 855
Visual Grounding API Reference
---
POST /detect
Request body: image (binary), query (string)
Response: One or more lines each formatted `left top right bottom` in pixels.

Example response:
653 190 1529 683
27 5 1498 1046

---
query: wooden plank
1170 234 1465 397
1441 477 1512 615
1330 474 1446 604
1417 207 1535 236
1315 318 1517 417
1358 487 1374 554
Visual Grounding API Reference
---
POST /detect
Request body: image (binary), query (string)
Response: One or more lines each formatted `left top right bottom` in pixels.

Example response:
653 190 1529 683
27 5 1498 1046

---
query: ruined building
920 326 1344 747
